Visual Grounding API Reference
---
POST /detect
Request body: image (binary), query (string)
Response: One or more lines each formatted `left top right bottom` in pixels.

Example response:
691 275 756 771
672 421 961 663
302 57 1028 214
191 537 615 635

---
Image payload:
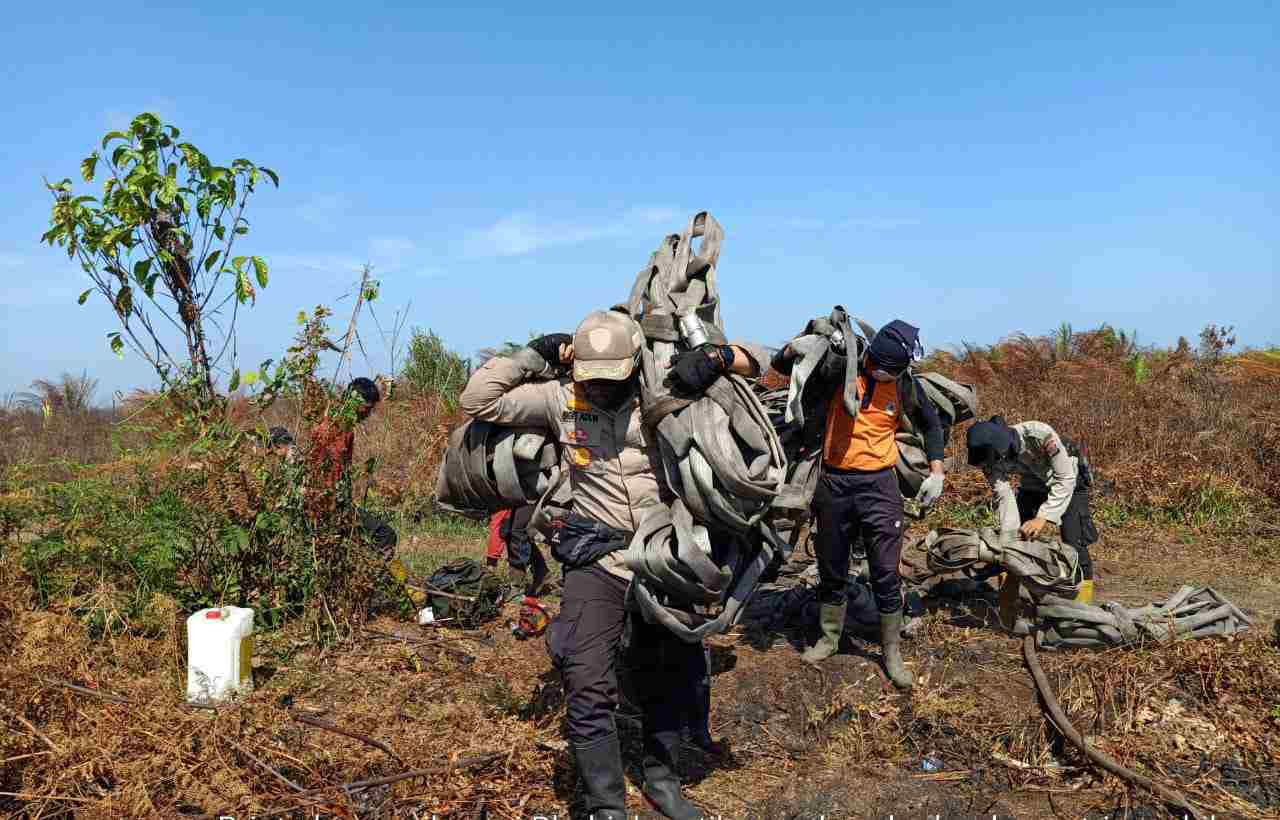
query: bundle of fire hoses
621 212 786 640
436 212 787 641
923 527 1252 647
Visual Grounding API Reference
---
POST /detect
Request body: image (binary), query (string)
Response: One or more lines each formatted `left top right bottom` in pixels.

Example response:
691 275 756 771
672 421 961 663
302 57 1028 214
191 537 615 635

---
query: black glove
528 333 573 368
670 345 732 394
770 344 798 375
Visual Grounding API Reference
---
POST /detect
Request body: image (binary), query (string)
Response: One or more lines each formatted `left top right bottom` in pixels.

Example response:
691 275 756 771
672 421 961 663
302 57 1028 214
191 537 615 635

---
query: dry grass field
2 322 1279 818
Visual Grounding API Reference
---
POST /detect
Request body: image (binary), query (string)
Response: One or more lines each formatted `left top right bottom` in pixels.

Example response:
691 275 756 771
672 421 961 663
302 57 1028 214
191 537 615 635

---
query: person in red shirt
306 377 379 498
303 378 397 558
486 505 549 598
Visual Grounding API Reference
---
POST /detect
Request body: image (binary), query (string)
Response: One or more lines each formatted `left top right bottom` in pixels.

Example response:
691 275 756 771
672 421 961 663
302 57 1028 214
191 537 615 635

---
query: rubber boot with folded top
880 611 913 690
571 733 627 820
642 734 704 820
801 601 847 665
505 567 527 603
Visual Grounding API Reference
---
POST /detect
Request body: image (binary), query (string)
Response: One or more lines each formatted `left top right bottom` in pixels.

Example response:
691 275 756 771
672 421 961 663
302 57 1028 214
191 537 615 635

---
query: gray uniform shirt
981 420 1078 541
460 356 663 580
459 345 766 581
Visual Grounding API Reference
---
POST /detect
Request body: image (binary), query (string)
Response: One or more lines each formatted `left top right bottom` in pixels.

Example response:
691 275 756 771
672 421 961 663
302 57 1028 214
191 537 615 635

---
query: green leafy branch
41 112 278 399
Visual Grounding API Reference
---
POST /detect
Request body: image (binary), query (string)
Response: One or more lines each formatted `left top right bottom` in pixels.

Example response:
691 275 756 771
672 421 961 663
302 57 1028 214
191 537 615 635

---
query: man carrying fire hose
772 320 945 689
460 310 761 819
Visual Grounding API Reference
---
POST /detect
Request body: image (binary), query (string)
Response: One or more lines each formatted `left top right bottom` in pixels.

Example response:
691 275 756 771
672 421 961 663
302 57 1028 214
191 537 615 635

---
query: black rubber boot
641 732 704 820
687 669 723 755
571 733 627 820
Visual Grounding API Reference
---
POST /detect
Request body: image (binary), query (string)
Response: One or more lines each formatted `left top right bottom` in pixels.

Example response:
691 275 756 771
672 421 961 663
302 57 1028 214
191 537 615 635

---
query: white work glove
914 472 945 508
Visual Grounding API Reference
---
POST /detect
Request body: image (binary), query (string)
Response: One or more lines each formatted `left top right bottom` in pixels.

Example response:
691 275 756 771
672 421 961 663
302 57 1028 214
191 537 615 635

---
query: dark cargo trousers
546 563 703 755
813 465 906 614
1016 481 1097 580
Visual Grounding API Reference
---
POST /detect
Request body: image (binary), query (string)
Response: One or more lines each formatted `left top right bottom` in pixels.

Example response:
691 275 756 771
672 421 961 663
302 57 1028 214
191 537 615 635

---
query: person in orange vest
772 320 945 688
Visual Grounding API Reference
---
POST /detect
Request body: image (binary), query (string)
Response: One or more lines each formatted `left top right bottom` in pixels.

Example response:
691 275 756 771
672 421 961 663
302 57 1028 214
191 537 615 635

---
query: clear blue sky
2 2 1276 400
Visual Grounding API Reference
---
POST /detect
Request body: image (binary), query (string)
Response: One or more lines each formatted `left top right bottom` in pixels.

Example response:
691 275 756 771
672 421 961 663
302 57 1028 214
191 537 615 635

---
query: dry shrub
354 391 463 513
0 557 562 819
926 324 1280 527
1028 637 1280 816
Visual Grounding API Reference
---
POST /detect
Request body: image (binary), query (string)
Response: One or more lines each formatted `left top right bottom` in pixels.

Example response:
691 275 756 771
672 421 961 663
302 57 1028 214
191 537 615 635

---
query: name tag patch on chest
562 410 600 424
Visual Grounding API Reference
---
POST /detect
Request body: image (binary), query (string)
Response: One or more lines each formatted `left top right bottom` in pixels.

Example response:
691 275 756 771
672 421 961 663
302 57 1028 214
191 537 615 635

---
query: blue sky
2 2 1276 399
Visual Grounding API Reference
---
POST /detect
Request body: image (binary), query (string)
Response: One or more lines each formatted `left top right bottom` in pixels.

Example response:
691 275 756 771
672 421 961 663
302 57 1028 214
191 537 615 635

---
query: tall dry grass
924 324 1280 527
6 322 1279 529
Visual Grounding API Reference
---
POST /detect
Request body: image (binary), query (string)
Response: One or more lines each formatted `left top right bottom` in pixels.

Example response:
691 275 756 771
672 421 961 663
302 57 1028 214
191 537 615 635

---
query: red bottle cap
206 610 222 619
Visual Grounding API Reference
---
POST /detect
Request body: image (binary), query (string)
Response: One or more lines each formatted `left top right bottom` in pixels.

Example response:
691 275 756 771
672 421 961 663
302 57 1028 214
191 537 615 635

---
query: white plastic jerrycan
186 605 255 703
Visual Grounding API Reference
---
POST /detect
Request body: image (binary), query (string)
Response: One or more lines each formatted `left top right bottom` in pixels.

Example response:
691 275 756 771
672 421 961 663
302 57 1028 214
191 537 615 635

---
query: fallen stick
38 676 131 705
291 712 406 766
0 703 61 753
233 741 305 792
1022 635 1203 820
416 585 476 603
990 749 1076 774
0 752 53 766
188 752 504 820
0 791 96 804
41 675 225 711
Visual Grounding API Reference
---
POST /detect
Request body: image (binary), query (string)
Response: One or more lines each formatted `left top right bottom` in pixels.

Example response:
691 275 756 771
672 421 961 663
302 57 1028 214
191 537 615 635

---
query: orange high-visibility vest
823 373 901 471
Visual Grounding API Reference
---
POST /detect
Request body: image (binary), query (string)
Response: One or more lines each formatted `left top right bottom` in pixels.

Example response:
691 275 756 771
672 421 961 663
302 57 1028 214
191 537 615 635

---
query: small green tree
41 112 278 402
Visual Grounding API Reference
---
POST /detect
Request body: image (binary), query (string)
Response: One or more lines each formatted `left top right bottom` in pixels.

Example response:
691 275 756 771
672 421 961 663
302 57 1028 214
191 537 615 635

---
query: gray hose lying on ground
922 528 1253 647
1036 585 1252 648
922 527 1082 598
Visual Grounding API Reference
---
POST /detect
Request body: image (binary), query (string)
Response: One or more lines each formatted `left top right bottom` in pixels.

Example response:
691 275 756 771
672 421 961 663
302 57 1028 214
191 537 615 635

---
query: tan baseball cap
572 310 644 382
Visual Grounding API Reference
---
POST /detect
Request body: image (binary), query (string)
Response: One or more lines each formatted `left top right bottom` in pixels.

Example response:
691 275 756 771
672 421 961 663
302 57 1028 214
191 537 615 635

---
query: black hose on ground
1021 634 1203 820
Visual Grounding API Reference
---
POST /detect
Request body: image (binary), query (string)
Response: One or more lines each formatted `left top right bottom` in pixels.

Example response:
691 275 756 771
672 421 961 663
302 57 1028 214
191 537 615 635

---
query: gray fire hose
770 316 978 506
434 418 562 515
1035 585 1253 648
626 522 780 643
618 211 788 638
922 528 1253 648
922 527 1082 598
